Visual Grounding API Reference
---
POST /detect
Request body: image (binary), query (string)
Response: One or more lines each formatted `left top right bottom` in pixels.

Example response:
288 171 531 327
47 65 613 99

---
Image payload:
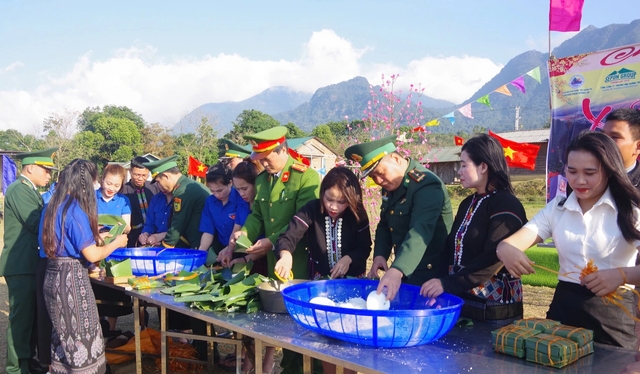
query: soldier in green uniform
228 127 320 374
143 155 211 248
0 148 56 374
221 139 252 170
345 135 453 301
229 127 320 279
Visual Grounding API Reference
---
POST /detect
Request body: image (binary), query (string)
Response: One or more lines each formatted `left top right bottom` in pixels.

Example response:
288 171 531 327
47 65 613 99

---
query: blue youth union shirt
199 188 249 246
142 192 173 235
38 197 96 259
96 189 132 216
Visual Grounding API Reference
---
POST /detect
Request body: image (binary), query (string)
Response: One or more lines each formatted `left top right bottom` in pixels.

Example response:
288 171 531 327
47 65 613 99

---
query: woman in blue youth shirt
40 159 128 374
197 163 250 256
94 164 134 332
96 164 132 232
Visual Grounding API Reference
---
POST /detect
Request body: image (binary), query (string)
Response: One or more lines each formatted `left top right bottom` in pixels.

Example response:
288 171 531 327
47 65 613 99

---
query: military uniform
375 158 453 285
241 127 320 279
0 148 56 374
222 139 252 159
345 136 453 286
242 156 320 279
143 156 211 248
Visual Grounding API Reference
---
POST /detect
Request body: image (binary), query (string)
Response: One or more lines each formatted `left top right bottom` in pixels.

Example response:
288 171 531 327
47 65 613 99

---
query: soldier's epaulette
408 168 425 183
291 163 308 173
20 179 30 186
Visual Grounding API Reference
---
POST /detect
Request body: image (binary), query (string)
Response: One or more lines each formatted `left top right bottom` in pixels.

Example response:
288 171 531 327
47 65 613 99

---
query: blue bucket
281 279 463 348
107 247 206 276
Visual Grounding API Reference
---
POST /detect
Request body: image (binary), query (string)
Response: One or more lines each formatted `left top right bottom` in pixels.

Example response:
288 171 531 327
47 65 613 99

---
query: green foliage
284 122 307 138
173 117 219 170
78 105 146 131
0 129 43 152
311 124 337 149
224 110 280 144
84 116 143 165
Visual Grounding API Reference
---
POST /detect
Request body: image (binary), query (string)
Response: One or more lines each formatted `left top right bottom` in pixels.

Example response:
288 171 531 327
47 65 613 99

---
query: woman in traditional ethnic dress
497 131 640 349
40 159 128 374
274 166 371 374
420 134 527 326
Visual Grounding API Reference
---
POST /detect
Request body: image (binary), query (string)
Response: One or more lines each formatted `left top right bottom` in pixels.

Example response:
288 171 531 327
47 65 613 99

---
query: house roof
108 153 160 167
422 146 462 163
497 129 550 143
287 137 314 149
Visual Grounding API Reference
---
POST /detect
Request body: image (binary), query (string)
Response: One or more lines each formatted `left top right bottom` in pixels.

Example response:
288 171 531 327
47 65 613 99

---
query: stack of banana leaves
157 261 268 313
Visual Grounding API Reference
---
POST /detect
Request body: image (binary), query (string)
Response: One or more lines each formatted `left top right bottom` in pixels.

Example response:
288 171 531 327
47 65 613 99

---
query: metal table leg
133 297 142 374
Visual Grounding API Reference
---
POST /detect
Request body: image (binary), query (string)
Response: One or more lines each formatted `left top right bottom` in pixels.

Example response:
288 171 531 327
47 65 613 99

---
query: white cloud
0 29 502 131
2 61 24 73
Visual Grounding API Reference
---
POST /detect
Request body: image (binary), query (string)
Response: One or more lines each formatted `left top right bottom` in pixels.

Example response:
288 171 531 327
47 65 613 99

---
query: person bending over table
344 135 453 301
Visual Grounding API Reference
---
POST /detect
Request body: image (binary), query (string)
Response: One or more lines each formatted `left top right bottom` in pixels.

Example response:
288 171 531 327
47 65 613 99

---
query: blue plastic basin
107 247 206 276
281 279 463 348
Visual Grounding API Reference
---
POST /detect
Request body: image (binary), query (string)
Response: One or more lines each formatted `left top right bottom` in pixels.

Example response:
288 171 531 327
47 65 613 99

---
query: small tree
224 110 280 144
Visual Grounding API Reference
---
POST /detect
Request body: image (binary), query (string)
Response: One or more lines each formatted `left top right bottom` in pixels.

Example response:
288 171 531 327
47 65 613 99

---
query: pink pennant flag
510 76 526 94
494 85 512 96
458 103 474 119
549 0 584 32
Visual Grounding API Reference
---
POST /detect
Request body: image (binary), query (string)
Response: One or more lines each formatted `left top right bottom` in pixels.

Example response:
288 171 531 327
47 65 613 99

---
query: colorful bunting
454 136 464 146
549 0 584 32
458 103 474 119
526 67 542 84
476 95 492 108
510 76 526 94
488 130 541 170
187 156 207 178
494 85 512 96
425 119 440 127
443 112 455 125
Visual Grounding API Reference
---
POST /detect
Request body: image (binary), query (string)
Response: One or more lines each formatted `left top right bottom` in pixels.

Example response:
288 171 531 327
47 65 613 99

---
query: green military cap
243 126 288 161
143 155 179 178
222 139 252 159
15 147 58 170
344 135 397 178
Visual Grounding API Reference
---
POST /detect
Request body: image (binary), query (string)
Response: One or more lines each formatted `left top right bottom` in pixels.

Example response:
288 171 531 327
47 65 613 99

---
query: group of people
2 107 640 374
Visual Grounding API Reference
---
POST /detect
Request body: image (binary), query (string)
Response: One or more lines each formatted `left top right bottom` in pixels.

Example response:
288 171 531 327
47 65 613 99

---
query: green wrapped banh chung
492 325 541 358
578 341 594 358
513 318 560 332
525 333 579 368
546 324 594 347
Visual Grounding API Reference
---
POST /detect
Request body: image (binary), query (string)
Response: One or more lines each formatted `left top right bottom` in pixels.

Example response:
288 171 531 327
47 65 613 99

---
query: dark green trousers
5 274 37 374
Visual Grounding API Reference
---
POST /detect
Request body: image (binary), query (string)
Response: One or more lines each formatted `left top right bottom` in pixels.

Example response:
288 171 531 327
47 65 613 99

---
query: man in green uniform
345 135 453 301
0 148 56 374
143 155 211 248
230 126 320 279
228 127 320 374
221 139 252 170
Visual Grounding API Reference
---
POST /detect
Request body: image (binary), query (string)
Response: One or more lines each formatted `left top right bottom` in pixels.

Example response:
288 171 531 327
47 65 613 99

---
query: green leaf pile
160 261 268 313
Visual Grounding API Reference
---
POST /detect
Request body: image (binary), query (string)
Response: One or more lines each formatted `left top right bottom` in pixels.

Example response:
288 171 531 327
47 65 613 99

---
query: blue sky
0 0 638 131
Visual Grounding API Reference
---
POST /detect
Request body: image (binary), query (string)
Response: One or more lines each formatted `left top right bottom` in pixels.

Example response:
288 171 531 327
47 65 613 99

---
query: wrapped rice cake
546 324 594 347
525 333 579 368
492 325 540 358
513 318 560 332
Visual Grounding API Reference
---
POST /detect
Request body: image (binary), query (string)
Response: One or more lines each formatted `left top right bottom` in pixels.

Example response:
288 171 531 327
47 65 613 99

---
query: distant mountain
175 87 312 134
177 19 640 135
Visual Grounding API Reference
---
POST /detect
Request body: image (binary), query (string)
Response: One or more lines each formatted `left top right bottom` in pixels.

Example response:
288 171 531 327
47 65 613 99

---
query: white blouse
524 187 640 284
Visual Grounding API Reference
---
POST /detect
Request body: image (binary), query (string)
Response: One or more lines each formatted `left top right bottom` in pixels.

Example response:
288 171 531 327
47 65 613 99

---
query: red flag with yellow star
187 155 208 177
288 148 311 166
488 130 540 170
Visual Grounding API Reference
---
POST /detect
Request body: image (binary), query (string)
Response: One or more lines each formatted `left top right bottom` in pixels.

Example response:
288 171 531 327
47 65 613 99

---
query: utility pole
515 106 521 131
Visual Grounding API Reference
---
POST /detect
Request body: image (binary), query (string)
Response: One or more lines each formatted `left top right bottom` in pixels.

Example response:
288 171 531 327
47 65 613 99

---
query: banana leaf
98 214 126 245
105 258 133 277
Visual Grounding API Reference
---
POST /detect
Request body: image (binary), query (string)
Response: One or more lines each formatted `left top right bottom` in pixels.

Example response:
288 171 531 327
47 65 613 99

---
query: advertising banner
548 43 640 200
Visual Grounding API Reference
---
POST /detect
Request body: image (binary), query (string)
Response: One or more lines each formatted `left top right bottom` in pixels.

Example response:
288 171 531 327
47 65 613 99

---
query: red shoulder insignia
291 163 308 173
408 168 425 183
281 171 290 182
